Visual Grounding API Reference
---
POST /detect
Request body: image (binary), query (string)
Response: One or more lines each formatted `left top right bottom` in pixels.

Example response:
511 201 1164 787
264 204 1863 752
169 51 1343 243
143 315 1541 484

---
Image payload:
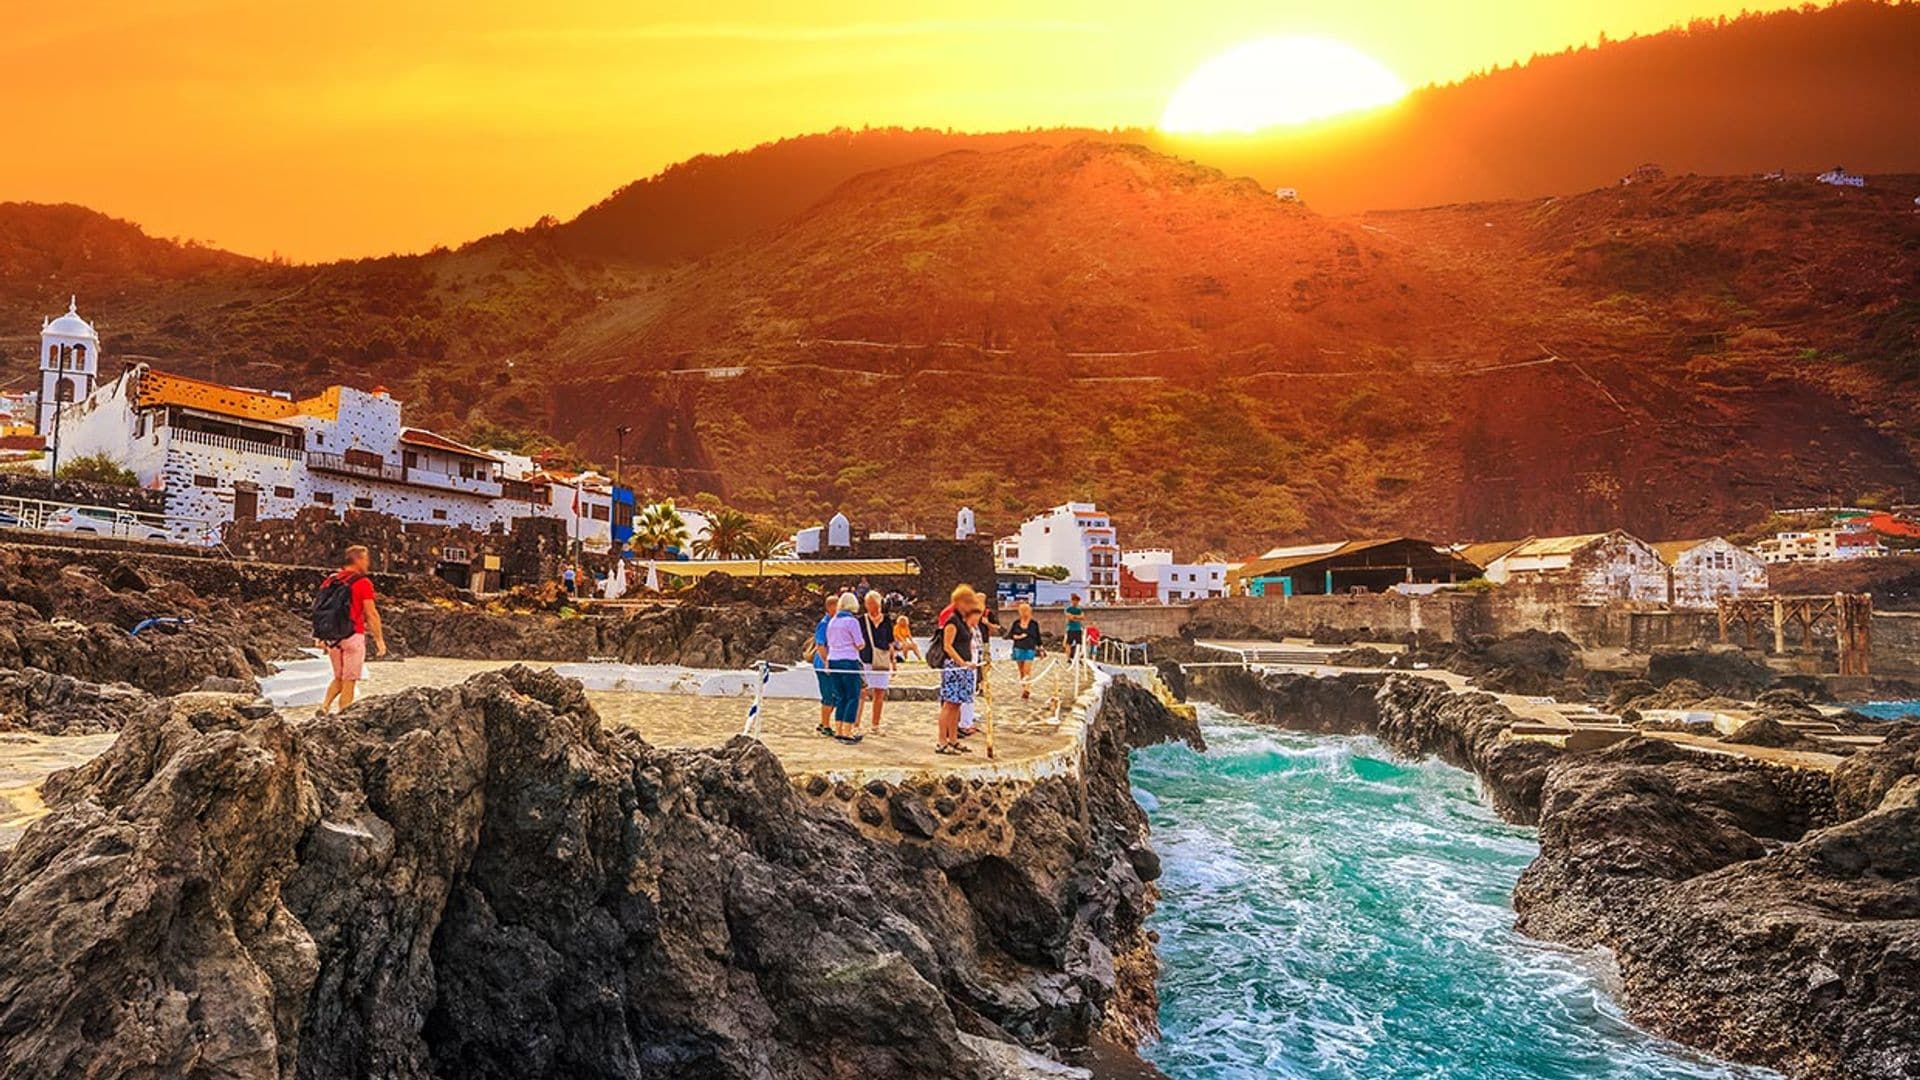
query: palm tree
737 526 794 577
631 500 689 559
692 508 755 561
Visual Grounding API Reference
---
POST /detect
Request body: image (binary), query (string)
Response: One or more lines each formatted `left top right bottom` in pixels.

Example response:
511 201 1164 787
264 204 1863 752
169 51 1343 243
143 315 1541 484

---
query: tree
631 500 689 558
737 526 795 576
691 507 755 561
57 453 139 487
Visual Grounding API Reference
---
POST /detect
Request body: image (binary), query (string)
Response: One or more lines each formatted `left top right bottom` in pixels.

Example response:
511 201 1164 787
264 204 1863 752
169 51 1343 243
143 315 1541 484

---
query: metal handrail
0 492 220 548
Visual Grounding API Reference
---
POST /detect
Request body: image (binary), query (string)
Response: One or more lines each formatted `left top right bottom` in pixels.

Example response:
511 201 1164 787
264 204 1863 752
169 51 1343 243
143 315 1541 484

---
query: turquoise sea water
1133 706 1778 1080
1855 700 1920 721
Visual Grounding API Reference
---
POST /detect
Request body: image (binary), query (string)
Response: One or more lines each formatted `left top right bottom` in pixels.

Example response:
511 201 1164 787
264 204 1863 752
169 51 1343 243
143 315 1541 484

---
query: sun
1161 36 1408 134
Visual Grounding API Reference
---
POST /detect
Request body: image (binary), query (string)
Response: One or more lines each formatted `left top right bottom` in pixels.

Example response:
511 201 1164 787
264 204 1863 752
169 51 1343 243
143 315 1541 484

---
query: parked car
43 506 171 542
0 509 23 530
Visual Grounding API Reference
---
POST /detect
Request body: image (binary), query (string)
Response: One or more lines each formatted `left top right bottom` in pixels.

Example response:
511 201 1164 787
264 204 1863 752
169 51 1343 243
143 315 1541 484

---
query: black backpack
927 615 965 670
312 572 363 645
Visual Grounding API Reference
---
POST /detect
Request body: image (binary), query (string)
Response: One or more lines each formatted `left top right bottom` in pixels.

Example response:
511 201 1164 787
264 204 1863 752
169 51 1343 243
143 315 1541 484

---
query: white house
1752 526 1885 564
37 298 101 436
993 534 1022 571
955 506 976 540
1652 537 1769 608
1817 167 1866 188
1481 531 1670 603
54 364 514 531
1016 502 1120 603
1120 549 1229 603
494 453 617 550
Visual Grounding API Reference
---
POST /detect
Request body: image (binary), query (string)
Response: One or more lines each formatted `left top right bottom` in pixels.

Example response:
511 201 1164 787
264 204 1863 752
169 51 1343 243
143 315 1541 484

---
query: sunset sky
4 0 1803 261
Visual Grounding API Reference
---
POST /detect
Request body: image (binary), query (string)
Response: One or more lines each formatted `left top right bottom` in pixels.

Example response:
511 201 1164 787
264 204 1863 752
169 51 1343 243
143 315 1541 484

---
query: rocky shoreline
1185 666 1920 1080
0 653 1197 1078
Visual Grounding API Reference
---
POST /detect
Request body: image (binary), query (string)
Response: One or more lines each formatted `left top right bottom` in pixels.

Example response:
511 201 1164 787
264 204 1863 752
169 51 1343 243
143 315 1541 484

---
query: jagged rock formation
0 666 1191 1078
1183 668 1919 1080
0 666 155 735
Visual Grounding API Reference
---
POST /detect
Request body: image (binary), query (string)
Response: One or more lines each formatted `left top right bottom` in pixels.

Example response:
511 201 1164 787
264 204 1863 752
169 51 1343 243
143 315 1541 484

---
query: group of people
805 583 1057 755
807 589 919 743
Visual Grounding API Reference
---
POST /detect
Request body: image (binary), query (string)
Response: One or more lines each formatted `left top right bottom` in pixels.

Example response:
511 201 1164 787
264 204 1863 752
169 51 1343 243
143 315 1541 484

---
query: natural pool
1132 706 1778 1080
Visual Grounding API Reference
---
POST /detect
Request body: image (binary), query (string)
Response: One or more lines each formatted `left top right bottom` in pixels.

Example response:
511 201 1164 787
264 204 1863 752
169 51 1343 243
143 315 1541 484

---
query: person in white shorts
860 590 893 733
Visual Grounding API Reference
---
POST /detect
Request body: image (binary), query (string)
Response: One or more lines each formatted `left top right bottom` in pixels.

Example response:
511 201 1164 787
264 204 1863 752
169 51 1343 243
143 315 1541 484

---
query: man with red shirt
318 544 386 716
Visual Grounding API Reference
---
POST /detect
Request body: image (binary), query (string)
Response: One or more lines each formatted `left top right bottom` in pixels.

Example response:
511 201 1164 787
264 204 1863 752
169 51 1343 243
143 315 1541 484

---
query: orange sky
3 0 1803 261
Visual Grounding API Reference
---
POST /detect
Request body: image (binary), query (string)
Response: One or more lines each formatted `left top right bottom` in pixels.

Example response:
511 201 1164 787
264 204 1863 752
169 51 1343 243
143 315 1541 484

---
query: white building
1816 167 1866 188
1016 502 1120 603
955 506 976 540
37 298 100 435
54 365 516 531
1481 531 1670 603
494 453 617 550
1120 549 1229 603
1752 526 1886 564
994 534 1021 571
1652 537 1769 608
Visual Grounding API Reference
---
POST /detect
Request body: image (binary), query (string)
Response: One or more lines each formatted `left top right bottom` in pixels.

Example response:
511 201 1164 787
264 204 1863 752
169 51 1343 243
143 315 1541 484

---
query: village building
493 454 621 551
1816 166 1866 188
36 298 101 437
1752 525 1886 564
1119 549 1229 603
1015 502 1121 603
1232 538 1481 597
54 364 515 532
1651 537 1770 608
1477 531 1670 603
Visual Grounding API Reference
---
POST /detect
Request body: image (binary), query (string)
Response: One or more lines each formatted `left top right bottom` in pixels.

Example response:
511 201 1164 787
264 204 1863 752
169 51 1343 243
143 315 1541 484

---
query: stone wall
827 537 997 608
0 472 165 515
1873 612 1920 677
223 508 567 589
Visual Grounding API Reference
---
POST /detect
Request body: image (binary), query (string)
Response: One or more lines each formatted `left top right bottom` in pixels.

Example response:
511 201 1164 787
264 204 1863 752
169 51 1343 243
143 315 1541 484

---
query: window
273 486 294 499
403 451 418 468
590 504 610 521
313 491 334 505
352 497 372 509
344 449 382 469
458 461 474 479
73 344 86 366
192 474 216 488
313 431 325 446
432 508 448 520
45 344 55 364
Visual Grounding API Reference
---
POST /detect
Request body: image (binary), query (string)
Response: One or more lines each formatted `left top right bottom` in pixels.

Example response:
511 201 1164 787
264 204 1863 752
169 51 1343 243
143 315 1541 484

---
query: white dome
43 298 97 340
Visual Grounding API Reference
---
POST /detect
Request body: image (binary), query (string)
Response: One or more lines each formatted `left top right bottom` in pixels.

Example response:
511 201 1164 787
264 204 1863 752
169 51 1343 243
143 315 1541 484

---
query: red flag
570 484 580 515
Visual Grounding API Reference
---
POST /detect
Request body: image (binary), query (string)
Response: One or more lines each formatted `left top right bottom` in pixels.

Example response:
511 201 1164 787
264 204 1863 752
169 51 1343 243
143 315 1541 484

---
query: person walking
860 590 893 733
314 544 386 717
1065 593 1086 658
1007 600 1043 700
936 584 981 754
806 592 838 737
824 591 867 742
562 565 577 597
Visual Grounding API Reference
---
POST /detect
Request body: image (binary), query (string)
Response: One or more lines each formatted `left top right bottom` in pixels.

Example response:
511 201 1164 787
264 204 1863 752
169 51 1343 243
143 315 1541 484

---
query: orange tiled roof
134 368 340 424
399 427 500 462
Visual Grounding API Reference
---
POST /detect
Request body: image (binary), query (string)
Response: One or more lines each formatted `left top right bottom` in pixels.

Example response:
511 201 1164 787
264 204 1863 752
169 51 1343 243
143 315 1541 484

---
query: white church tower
37 297 100 435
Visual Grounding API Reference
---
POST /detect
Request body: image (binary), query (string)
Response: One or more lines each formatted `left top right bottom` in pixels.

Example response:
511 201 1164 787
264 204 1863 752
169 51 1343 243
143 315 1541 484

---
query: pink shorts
327 633 367 682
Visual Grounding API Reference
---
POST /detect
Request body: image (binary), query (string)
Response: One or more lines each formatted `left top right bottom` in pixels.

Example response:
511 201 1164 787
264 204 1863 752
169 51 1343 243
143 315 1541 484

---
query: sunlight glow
1160 36 1408 133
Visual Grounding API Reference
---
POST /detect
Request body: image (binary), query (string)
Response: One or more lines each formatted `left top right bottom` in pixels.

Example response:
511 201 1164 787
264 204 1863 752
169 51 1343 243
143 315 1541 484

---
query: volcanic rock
0 665 1186 1078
